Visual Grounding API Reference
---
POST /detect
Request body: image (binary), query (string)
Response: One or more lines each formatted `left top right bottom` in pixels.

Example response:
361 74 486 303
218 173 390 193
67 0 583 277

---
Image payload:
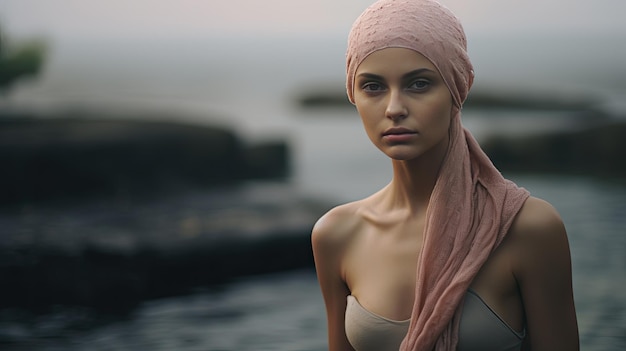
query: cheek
357 108 378 136
419 102 453 144
355 103 385 144
433 94 455 129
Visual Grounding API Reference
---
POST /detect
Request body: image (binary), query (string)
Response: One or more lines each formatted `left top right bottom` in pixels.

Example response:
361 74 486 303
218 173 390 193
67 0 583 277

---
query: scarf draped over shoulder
401 112 529 350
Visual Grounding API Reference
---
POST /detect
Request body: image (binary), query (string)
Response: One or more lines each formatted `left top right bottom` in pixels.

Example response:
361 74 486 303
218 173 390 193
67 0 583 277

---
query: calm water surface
1 175 624 351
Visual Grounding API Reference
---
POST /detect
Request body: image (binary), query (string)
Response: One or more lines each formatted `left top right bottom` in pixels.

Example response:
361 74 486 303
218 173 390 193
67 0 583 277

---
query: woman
311 0 579 350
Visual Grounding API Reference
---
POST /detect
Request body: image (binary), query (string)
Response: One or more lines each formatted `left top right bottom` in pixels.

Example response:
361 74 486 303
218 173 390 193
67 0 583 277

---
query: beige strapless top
345 290 525 351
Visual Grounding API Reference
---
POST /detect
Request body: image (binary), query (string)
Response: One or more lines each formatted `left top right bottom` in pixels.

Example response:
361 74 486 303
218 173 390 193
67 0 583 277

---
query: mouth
382 127 418 142
382 127 418 137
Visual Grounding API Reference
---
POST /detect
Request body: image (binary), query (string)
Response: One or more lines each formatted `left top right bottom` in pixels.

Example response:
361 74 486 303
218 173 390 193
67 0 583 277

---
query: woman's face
353 47 454 162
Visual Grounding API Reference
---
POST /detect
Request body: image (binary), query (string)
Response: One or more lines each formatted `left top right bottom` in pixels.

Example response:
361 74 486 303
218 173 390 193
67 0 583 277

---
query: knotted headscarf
346 1 530 349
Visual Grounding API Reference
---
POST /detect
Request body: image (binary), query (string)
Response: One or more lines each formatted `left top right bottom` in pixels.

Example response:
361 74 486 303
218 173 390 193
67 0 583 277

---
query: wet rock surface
0 111 289 206
482 121 626 177
0 182 329 312
0 109 322 312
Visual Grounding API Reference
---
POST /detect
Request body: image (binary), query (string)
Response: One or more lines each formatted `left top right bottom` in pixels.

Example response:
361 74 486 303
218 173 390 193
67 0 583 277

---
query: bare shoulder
507 196 571 271
311 201 363 252
508 199 579 348
312 201 368 351
509 196 567 246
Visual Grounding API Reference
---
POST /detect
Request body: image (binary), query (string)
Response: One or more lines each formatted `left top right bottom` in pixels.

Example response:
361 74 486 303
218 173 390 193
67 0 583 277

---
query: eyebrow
356 68 436 80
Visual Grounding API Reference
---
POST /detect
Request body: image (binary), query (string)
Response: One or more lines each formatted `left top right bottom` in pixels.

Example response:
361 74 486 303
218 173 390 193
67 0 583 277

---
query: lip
382 127 418 142
382 127 418 137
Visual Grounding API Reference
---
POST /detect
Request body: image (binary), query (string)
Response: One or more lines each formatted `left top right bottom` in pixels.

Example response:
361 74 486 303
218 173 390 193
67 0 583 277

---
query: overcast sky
2 0 625 41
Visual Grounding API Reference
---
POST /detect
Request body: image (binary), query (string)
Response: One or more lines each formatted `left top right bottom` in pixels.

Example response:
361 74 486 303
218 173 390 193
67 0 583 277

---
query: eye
408 79 431 91
361 82 385 92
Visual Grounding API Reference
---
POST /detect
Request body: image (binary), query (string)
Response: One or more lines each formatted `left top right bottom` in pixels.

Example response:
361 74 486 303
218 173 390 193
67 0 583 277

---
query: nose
385 90 408 121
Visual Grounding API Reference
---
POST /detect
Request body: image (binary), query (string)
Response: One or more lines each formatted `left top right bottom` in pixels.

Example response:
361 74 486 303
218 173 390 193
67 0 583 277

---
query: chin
389 154 420 161
377 142 415 156
383 149 422 161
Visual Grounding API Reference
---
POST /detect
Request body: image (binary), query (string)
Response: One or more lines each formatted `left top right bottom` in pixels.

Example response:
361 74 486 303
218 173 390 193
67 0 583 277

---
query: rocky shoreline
0 182 328 313
0 109 325 313
1 101 625 313
0 110 289 207
483 120 626 177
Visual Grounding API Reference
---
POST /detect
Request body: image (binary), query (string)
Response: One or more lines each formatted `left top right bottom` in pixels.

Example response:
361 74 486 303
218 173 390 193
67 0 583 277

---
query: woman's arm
511 197 579 351
312 208 356 351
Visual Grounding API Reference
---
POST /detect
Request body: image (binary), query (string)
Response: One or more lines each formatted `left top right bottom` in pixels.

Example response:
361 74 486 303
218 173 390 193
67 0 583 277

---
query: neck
384 136 449 214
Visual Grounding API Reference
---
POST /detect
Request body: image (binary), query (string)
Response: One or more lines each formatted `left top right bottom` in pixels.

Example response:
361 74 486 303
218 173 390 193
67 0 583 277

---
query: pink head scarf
346 1 530 350
346 0 473 107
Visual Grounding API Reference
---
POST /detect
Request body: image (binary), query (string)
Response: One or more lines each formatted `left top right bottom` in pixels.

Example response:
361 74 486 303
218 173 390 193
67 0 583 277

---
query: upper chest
342 215 425 320
346 212 425 271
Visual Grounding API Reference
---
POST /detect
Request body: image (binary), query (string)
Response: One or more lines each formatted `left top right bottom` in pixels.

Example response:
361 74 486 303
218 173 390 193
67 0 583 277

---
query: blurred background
0 0 625 350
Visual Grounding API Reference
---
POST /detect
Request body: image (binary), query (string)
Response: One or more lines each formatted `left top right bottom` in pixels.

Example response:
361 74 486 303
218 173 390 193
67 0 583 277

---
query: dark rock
464 89 602 112
483 120 626 176
243 140 291 180
297 92 352 109
0 183 331 313
0 112 290 206
0 109 307 313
